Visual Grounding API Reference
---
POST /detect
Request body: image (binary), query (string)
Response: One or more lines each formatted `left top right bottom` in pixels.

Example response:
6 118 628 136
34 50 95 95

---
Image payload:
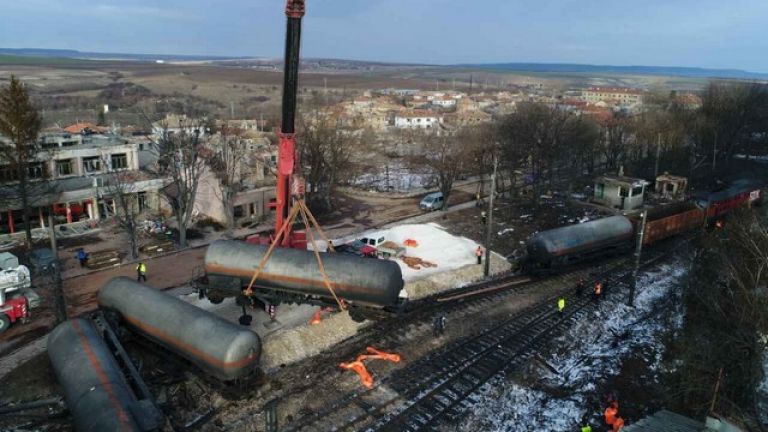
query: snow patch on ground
460 261 687 431
327 223 482 283
757 344 768 426
384 223 481 282
351 161 435 192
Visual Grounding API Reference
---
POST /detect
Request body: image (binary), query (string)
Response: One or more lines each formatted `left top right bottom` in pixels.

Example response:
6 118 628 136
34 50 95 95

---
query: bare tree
599 111 633 171
700 81 768 165
102 169 142 258
208 125 249 236
0 76 43 247
298 114 358 213
674 211 768 427
154 121 208 248
409 129 470 210
497 103 598 203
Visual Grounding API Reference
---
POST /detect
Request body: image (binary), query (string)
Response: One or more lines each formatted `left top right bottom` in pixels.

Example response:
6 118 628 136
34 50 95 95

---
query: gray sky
1 0 767 72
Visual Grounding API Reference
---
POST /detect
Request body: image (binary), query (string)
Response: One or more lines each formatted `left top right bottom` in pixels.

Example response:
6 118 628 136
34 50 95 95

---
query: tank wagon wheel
349 308 368 323
0 315 9 334
207 294 225 305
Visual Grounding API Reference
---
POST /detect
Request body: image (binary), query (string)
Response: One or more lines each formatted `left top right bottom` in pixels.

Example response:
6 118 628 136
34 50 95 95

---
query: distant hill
455 62 768 80
0 48 246 62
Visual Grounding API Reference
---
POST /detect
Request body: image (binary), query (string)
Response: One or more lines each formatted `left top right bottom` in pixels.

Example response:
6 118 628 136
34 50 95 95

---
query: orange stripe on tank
122 314 259 371
71 320 134 431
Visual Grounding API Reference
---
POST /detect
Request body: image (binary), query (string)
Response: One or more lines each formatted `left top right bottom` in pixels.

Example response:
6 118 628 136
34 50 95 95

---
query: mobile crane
253 0 308 249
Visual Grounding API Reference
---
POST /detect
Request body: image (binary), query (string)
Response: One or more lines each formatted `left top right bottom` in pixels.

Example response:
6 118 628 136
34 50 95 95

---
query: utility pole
712 131 718 170
484 155 498 277
628 210 647 306
654 132 661 179
230 101 235 119
47 212 67 324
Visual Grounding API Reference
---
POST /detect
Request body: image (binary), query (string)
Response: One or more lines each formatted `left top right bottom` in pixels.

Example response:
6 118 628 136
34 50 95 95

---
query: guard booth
593 175 649 210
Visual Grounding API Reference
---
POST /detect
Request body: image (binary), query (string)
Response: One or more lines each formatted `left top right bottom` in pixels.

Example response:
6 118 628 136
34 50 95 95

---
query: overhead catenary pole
712 130 718 170
628 210 647 306
654 132 661 179
484 155 498 277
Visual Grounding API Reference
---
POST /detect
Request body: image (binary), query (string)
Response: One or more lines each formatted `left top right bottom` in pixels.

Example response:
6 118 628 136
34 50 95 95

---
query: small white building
593 175 649 210
394 111 443 129
432 97 457 108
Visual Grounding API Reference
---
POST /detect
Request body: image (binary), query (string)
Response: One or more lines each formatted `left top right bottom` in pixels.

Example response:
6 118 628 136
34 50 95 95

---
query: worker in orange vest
613 416 625 431
604 401 618 427
476 246 483 265
593 281 603 301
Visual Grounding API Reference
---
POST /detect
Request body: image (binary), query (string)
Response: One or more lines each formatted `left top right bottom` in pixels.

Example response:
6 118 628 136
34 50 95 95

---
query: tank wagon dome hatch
97 277 262 382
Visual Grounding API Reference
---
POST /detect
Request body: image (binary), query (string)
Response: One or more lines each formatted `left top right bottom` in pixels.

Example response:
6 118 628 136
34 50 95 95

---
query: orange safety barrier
309 310 322 325
361 346 401 363
339 347 401 389
308 307 334 325
339 360 374 388
404 239 419 247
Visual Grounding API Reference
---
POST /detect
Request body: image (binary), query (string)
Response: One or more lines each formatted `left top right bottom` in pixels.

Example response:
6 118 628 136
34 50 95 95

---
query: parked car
419 192 445 211
358 232 406 259
335 240 377 258
29 248 56 274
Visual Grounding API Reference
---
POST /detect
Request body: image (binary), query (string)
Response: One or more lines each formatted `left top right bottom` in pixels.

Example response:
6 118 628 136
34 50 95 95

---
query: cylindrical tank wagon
47 318 150 432
97 277 261 382
525 215 635 272
202 240 404 309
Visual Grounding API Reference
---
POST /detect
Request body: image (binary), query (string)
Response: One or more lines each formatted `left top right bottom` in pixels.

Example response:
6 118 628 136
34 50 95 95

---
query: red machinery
250 0 308 249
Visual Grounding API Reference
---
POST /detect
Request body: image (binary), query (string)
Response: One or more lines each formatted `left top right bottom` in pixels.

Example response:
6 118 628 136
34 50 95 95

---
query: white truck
358 232 406 260
0 252 39 334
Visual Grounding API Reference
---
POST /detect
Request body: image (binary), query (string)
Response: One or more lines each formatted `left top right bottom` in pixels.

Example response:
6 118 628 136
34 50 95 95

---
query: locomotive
521 179 763 274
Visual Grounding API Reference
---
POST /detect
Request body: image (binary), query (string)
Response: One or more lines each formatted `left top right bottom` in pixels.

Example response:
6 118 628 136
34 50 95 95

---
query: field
0 55 714 128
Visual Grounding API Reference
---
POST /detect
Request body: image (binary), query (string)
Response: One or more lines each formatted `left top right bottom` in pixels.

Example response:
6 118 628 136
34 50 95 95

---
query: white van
419 192 444 211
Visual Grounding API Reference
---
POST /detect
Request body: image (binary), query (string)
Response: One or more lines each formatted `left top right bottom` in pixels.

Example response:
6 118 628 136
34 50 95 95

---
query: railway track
275 240 681 432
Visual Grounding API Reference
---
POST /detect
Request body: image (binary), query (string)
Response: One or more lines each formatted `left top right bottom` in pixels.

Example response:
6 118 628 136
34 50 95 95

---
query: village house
432 96 457 109
394 110 444 129
582 87 644 106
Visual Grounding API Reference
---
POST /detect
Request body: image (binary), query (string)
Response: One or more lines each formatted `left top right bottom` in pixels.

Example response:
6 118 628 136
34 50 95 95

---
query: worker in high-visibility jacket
593 281 603 301
476 246 483 265
613 416 625 431
580 415 592 432
557 296 565 314
604 401 618 427
136 262 147 282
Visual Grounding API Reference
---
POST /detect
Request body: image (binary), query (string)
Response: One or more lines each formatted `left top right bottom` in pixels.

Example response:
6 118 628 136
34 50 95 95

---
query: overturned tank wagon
97 277 261 382
525 215 634 272
203 240 404 309
47 318 157 432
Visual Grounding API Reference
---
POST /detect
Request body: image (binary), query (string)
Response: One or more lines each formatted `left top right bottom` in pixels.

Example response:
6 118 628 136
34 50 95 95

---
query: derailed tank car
201 240 404 312
525 215 634 273
48 318 159 432
98 277 261 382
